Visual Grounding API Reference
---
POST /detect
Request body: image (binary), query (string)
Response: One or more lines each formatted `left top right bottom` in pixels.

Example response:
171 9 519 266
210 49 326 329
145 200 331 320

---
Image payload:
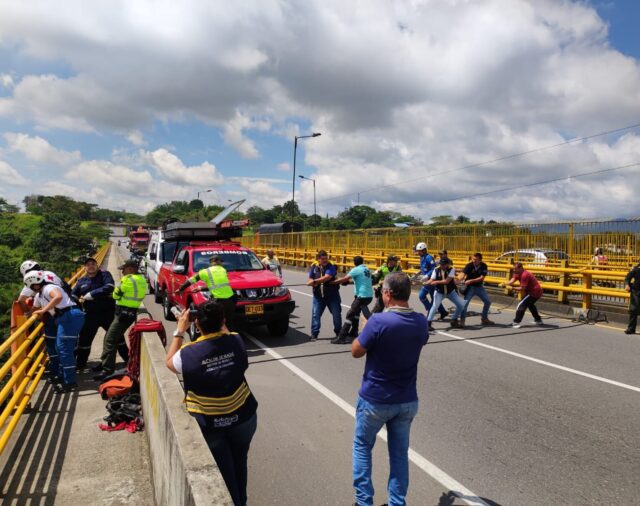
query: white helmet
20 260 40 277
24 270 45 287
415 242 427 252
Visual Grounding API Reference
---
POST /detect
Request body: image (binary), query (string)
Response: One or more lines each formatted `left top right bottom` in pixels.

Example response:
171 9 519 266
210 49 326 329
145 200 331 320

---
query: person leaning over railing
623 260 640 335
25 270 85 393
166 301 258 506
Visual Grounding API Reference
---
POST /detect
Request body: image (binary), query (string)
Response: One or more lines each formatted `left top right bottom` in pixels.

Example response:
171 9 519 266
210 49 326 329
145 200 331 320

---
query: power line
316 122 640 204
386 161 640 212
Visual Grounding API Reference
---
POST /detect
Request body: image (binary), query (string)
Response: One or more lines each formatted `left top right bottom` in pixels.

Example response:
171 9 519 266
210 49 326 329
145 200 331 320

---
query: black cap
440 257 451 265
118 260 139 270
209 255 223 264
386 254 399 262
438 249 448 255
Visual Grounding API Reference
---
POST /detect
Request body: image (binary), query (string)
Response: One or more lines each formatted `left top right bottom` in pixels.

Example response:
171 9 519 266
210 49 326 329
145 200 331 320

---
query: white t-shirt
20 271 63 298
39 283 74 310
172 351 183 373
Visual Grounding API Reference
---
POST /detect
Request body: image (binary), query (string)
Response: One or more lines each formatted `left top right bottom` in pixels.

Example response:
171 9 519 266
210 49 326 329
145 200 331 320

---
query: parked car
158 241 294 337
495 249 569 265
145 230 190 303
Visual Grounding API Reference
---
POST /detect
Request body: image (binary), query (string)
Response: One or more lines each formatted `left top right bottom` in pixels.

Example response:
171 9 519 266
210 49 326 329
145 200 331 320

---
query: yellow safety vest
113 273 147 308
192 265 233 299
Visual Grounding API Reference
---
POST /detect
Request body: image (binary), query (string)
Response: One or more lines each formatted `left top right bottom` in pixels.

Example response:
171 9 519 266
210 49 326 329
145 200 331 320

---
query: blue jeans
353 396 418 506
311 293 342 337
201 413 257 506
428 290 464 322
418 285 446 317
462 285 492 319
48 308 85 384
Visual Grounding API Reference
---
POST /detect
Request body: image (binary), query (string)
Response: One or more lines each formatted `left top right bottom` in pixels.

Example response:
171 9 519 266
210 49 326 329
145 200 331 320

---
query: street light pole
291 132 321 221
197 189 212 201
298 175 316 219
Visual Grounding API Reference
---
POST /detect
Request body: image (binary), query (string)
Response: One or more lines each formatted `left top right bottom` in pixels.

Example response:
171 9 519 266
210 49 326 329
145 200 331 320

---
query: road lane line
436 330 640 393
290 288 639 393
246 333 488 506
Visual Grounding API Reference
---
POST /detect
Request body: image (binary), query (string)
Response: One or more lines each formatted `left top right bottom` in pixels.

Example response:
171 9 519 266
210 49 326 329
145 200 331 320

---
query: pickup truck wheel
163 291 176 321
266 316 289 337
189 303 201 340
154 282 162 304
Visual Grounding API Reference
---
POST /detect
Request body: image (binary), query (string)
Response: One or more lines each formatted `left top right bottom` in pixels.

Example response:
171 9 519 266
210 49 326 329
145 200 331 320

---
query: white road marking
436 330 640 393
246 333 489 506
290 288 640 393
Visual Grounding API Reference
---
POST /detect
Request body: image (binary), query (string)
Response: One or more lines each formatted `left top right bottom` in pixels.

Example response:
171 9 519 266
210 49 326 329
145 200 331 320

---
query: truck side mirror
173 265 185 274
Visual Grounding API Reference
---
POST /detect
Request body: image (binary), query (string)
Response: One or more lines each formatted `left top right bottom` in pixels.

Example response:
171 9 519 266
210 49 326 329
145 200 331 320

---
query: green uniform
372 263 403 313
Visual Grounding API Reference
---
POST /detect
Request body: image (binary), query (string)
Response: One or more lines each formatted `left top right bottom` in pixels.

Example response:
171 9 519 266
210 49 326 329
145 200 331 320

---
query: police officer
72 257 128 370
26 270 85 393
93 260 146 380
371 254 403 313
624 260 640 334
177 255 236 326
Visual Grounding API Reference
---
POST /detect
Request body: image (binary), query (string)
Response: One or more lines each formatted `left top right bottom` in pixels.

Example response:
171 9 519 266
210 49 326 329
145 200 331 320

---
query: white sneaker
512 322 521 329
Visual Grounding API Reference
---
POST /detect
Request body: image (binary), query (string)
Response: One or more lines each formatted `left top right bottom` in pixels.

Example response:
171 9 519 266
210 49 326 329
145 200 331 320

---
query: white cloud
127 130 145 146
276 162 290 172
141 148 224 186
0 160 28 185
0 74 14 88
4 132 81 167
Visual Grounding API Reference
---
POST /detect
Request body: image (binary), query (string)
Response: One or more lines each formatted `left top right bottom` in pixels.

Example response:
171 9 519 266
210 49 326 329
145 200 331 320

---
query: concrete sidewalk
0 243 154 505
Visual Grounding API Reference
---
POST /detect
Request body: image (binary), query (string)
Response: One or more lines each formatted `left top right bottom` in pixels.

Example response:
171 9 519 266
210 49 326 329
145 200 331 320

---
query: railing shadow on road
0 383 77 504
437 490 502 506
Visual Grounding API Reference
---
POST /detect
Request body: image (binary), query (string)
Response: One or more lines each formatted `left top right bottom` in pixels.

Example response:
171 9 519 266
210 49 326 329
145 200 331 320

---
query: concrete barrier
140 334 233 506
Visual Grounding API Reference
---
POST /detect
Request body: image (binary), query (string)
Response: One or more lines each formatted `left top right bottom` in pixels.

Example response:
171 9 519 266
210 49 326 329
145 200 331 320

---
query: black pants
76 309 128 367
372 287 384 314
215 296 237 330
514 294 541 324
627 290 639 332
339 297 372 339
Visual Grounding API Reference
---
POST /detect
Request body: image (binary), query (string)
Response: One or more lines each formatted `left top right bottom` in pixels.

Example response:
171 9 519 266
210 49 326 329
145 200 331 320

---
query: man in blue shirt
306 250 342 341
333 256 373 344
415 242 448 321
351 273 428 506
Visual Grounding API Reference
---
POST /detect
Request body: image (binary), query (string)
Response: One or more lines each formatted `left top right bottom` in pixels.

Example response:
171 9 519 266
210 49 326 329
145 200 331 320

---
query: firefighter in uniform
371 254 403 313
93 259 146 380
177 255 236 326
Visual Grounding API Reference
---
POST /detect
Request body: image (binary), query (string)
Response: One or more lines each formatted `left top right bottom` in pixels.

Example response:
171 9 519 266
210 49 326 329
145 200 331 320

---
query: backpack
98 373 134 400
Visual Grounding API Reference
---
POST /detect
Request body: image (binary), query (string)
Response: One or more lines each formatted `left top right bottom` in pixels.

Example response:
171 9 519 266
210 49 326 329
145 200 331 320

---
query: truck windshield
192 250 265 272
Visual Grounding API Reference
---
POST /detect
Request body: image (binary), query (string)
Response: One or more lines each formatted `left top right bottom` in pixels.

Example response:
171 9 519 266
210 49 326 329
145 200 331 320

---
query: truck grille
235 287 277 301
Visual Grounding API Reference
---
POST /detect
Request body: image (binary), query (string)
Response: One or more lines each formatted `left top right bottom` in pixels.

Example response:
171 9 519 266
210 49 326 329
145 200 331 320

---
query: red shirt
515 270 543 298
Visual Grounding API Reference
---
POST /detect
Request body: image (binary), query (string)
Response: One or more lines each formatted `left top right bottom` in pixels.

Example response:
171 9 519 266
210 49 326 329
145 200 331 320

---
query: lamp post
292 132 321 221
197 189 212 201
298 175 316 219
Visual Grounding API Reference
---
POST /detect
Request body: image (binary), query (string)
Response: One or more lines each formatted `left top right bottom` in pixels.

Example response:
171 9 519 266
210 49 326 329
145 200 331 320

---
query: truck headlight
275 286 288 297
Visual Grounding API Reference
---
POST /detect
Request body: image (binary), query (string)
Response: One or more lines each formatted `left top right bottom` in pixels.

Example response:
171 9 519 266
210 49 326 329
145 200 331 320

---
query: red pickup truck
158 241 294 337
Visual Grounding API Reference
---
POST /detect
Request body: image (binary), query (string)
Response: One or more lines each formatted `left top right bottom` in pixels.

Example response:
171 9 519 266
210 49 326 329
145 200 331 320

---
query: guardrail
0 243 111 455
253 246 630 310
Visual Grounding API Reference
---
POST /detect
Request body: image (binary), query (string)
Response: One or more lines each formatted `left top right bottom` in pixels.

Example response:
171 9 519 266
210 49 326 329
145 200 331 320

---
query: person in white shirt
424 257 465 330
25 271 85 393
261 250 282 278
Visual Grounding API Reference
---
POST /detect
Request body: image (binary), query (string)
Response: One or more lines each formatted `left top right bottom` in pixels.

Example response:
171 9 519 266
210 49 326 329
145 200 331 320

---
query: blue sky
0 0 638 221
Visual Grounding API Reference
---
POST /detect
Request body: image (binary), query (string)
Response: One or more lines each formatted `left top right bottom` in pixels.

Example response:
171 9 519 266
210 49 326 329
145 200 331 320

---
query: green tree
430 215 454 225
0 198 19 213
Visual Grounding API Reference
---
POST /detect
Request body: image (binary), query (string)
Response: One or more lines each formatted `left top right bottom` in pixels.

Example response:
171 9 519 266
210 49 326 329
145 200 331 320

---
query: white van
146 230 186 303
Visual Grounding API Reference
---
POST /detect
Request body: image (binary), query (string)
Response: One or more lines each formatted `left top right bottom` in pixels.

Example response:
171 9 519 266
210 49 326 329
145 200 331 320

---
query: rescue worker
623 260 640 334
332 256 374 344
166 302 258 506
306 250 342 341
26 270 85 393
501 262 543 328
371 254 403 313
17 260 66 382
93 260 146 381
261 249 282 278
72 257 128 370
459 253 495 326
414 243 448 321
177 255 236 326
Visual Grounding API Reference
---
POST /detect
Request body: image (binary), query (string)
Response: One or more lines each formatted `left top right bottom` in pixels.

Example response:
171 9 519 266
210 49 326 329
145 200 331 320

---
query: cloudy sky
0 0 638 222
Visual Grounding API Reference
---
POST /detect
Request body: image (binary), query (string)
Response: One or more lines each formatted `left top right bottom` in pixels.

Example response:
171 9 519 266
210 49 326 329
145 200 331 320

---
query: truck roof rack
163 221 246 241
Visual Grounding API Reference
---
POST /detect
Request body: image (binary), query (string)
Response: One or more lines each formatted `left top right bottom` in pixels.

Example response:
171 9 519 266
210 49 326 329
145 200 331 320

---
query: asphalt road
114 239 639 506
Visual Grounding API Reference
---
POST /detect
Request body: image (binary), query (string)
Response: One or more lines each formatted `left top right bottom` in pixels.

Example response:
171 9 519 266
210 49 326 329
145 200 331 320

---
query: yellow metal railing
0 242 111 455
252 246 630 311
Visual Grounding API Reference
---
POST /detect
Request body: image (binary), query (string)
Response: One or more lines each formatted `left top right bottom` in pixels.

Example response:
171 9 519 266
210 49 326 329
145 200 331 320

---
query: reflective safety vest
378 263 402 281
113 273 147 309
191 265 233 299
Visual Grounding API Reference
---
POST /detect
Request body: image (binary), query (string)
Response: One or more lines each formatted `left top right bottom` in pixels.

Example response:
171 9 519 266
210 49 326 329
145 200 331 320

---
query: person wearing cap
414 243 448 321
261 249 282 278
426 257 465 330
177 255 236 327
93 259 146 380
371 254 403 313
72 257 128 370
